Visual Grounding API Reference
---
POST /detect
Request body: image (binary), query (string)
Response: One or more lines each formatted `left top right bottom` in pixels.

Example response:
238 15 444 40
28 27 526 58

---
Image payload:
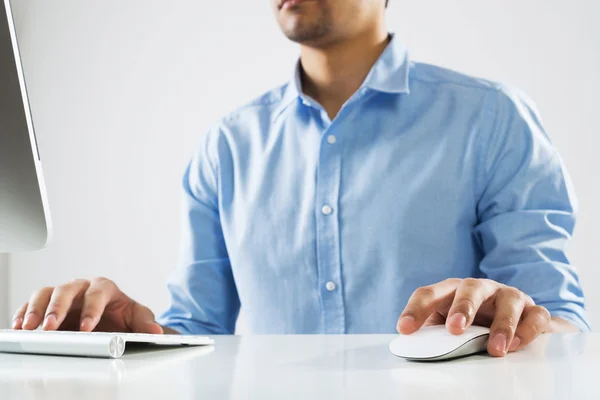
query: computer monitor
0 0 51 252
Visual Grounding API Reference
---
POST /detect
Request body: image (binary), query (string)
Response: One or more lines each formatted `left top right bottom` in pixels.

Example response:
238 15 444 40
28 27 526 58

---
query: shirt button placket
315 122 345 334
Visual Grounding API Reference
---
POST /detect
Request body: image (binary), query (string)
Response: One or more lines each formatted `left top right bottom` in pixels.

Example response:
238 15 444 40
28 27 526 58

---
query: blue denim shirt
158 36 589 334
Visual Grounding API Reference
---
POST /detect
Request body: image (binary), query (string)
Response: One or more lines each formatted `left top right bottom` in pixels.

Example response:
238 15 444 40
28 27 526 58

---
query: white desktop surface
0 333 597 399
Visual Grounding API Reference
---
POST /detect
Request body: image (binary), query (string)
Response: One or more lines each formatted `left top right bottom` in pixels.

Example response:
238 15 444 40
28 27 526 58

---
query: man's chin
281 24 331 45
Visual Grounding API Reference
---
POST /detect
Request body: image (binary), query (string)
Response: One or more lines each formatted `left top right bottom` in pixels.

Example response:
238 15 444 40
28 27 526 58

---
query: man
12 0 589 358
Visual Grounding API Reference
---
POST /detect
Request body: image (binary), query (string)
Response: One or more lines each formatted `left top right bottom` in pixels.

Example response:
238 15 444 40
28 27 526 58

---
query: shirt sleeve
157 126 240 335
474 85 590 332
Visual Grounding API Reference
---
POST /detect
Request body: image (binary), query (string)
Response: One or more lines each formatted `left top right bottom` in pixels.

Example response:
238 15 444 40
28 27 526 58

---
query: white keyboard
0 329 214 359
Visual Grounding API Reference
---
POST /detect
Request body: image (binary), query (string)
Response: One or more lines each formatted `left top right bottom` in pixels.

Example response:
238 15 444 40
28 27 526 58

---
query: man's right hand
12 277 164 334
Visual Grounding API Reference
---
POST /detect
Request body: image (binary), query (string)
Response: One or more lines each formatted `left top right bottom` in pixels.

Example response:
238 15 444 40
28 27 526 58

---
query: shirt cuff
547 309 591 332
157 315 227 336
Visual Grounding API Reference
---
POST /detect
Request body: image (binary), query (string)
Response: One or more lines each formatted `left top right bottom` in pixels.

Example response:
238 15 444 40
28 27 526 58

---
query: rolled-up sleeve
474 85 590 332
157 127 240 335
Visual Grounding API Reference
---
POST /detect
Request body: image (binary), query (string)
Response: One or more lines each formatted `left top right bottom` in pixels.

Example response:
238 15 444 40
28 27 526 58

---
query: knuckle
502 287 526 302
402 308 421 319
38 286 54 296
525 321 542 337
443 277 460 285
54 283 72 293
68 278 89 286
85 286 112 301
462 277 479 286
46 300 64 312
461 278 483 292
25 306 41 316
57 278 89 293
455 299 477 316
92 276 116 289
524 293 535 306
414 286 435 299
499 315 520 330
143 306 156 319
532 306 551 324
91 276 109 284
85 287 103 297
29 287 54 302
520 315 546 338
481 278 497 286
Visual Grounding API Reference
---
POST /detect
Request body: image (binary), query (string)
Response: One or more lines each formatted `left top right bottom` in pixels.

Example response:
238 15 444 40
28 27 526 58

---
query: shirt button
321 205 333 215
326 281 336 291
327 135 336 144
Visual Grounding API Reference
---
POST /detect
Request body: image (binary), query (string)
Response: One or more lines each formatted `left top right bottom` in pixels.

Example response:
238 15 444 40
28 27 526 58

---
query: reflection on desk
0 333 597 400
0 346 215 400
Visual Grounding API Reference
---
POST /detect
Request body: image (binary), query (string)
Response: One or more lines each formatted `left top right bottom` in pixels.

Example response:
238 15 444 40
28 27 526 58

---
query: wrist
547 316 580 333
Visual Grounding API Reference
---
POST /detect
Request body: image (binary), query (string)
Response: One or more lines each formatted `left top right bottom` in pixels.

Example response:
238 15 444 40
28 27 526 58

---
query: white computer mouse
389 325 490 361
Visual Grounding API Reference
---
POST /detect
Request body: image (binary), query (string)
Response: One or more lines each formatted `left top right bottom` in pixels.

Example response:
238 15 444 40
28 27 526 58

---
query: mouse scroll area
389 325 490 361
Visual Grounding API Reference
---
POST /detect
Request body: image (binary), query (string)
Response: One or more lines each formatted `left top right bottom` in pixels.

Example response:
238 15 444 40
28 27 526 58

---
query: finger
509 305 551 352
79 278 119 332
446 278 498 334
397 278 461 334
130 302 163 334
423 311 446 327
488 288 532 357
12 302 29 329
22 287 54 330
42 279 90 330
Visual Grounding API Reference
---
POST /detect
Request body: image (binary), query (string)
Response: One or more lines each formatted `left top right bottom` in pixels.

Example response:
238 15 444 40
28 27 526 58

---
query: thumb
130 302 164 334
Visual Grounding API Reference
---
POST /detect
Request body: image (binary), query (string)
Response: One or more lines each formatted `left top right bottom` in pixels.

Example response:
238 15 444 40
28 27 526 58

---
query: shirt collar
277 34 410 116
362 34 410 94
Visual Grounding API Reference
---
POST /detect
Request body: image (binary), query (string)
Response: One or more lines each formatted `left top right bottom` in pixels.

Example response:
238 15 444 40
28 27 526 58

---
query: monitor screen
0 0 51 253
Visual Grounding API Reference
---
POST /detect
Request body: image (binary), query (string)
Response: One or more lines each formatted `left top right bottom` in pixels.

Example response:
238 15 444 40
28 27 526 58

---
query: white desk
0 333 597 399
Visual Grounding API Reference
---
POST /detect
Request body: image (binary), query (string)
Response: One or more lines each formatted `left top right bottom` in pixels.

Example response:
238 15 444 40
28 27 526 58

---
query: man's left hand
396 278 553 357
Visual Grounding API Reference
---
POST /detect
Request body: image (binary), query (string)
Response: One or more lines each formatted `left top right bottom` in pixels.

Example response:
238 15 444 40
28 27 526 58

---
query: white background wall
0 254 8 327
4 0 600 330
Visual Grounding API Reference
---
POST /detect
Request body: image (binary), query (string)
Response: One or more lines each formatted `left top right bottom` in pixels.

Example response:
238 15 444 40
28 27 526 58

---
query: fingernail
80 317 93 331
509 336 521 352
44 314 56 328
448 313 467 329
12 317 22 329
490 333 508 353
23 314 34 328
397 315 415 332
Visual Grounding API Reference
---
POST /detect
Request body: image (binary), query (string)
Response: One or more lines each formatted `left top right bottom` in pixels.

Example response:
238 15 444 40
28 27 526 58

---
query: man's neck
300 28 389 120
